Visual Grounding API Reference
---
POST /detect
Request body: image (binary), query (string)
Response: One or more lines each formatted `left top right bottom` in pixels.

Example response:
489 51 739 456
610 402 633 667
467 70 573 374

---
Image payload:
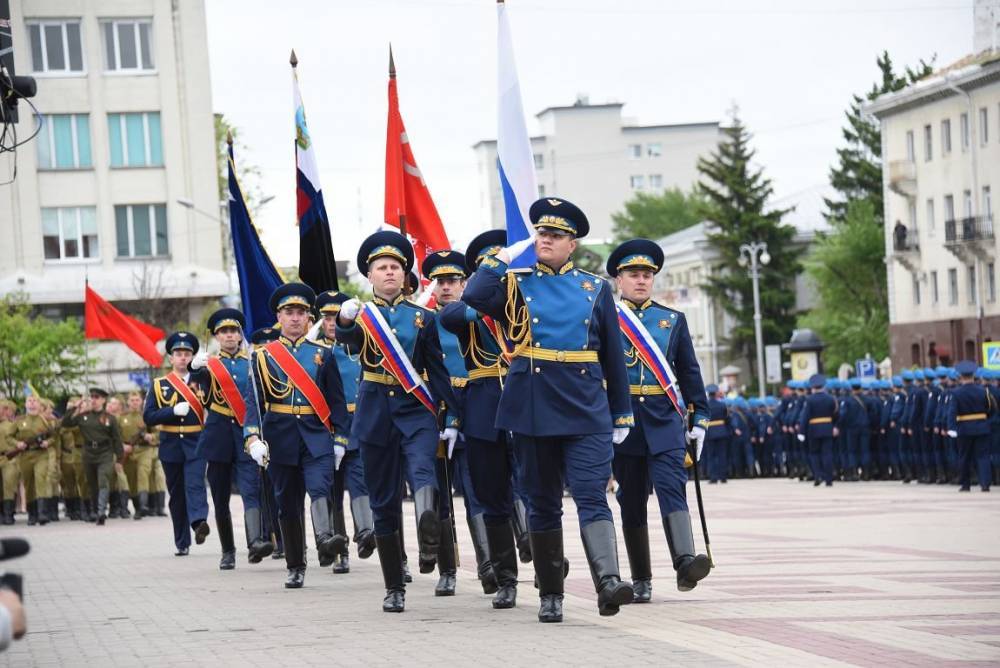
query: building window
108 112 163 167
629 175 645 190
907 200 917 229
533 153 544 170
941 118 951 155
537 184 545 197
646 143 662 157
930 270 939 304
41 207 99 261
27 20 84 74
923 124 932 161
989 263 996 303
960 112 970 151
115 204 168 258
910 343 922 366
912 274 921 306
944 194 955 221
36 114 91 169
980 107 989 145
926 198 935 237
101 19 155 72
905 130 915 161
963 190 973 218
984 185 993 221
648 174 663 189
968 265 977 304
628 144 642 159
948 268 958 305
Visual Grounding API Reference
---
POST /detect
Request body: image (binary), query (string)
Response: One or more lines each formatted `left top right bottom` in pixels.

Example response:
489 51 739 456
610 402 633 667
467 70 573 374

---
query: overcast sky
204 0 971 267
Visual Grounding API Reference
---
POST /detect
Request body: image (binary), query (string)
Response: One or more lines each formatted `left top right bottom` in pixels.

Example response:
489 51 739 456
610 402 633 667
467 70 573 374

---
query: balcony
888 159 917 198
944 215 994 244
890 225 920 272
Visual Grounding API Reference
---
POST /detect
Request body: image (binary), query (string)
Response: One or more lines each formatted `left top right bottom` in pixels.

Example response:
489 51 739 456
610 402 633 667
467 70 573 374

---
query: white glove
612 427 630 445
441 428 459 459
305 320 323 342
797 433 806 442
334 444 346 471
496 236 534 265
687 426 706 462
946 430 957 438
249 440 269 467
339 298 361 322
173 402 191 417
190 351 208 370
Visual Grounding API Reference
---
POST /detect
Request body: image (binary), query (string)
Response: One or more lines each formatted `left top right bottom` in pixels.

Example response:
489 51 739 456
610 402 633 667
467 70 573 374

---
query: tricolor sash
263 341 332 430
164 372 206 424
616 304 684 417
357 303 437 414
206 356 248 426
481 315 515 364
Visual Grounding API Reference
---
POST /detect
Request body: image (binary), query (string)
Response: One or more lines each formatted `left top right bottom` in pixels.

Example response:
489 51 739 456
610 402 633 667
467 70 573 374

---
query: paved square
2 480 998 667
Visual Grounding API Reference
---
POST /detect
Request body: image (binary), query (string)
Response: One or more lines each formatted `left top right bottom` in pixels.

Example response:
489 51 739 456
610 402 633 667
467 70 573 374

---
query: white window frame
627 144 642 160
912 273 921 306
38 114 90 169
930 270 939 305
960 113 970 151
948 268 958 305
905 130 915 161
980 107 989 145
101 18 156 73
923 124 932 162
26 19 86 76
646 143 662 157
629 175 645 190
118 204 167 258
925 198 935 237
42 207 99 263
648 174 663 189
110 112 159 167
941 118 951 155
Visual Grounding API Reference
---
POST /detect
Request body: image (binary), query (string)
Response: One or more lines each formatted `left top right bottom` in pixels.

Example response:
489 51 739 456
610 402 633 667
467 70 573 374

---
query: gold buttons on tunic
389 390 395 397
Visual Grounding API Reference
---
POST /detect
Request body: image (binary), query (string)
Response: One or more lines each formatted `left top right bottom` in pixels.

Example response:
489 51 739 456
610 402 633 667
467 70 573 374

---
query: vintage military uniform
243 283 350 589
336 232 460 613
315 290 376 573
948 361 995 492
13 406 57 525
58 415 87 521
605 239 712 602
462 197 634 622
193 308 273 570
798 374 839 486
120 404 155 518
61 389 123 524
0 400 22 524
144 332 211 555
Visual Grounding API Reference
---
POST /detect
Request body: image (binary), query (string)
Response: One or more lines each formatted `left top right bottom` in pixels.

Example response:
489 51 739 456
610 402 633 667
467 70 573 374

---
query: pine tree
698 111 802 387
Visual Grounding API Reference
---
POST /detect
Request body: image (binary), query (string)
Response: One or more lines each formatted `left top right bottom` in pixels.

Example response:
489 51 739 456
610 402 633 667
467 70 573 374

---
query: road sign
983 341 1000 370
765 345 782 383
855 358 876 379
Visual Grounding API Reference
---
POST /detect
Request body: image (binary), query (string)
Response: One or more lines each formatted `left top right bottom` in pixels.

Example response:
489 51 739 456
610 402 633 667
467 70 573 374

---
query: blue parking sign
856 358 876 379
984 342 1000 370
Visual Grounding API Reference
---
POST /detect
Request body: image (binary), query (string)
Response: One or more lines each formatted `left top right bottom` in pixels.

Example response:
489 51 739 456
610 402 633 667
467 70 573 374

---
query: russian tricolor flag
496 1 538 268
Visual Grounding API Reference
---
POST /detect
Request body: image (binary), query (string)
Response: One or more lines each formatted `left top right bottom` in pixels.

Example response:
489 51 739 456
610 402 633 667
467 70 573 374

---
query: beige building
0 0 225 388
473 98 721 242
866 2 1000 368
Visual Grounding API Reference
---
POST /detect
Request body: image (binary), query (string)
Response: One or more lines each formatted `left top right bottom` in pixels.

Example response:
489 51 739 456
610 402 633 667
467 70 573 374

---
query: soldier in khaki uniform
121 391 157 519
62 388 123 525
12 394 57 525
41 399 63 522
59 397 88 521
0 399 20 524
106 396 132 518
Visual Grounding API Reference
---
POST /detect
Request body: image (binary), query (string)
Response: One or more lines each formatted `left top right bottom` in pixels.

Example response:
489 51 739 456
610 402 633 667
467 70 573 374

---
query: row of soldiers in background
702 365 999 491
0 392 170 526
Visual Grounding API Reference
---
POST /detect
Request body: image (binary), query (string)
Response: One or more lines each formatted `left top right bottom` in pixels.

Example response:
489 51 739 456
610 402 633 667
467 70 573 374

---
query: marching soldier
191 308 275 570
61 388 123 525
144 332 212 555
797 374 839 487
105 396 132 518
243 283 351 589
604 239 711 603
335 231 460 612
40 398 63 522
13 393 56 525
947 361 995 492
462 197 634 623
121 391 157 519
704 385 729 484
58 397 87 521
250 325 285 561
314 290 376 573
0 399 19 524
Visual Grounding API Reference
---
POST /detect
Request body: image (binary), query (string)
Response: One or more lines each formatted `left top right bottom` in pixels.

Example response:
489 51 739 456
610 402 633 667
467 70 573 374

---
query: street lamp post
739 241 770 398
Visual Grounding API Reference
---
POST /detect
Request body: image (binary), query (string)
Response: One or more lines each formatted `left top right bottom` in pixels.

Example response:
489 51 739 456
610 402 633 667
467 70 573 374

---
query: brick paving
1 479 998 667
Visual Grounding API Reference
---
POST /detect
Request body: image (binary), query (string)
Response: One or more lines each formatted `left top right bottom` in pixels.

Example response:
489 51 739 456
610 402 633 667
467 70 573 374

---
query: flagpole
388 45 407 238
84 271 91 389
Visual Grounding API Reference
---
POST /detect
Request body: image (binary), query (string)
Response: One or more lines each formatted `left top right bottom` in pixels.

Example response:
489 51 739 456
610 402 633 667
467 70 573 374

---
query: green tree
611 188 704 242
697 112 802 387
0 296 90 403
800 200 888 368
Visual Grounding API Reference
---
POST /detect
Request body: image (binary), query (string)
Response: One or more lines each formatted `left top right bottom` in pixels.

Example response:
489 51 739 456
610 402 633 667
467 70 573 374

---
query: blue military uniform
798 373 839 486
143 331 210 555
604 239 711 602
192 308 272 570
842 379 871 481
336 231 461 612
704 385 730 483
248 325 284 559
243 283 351 589
948 361 995 491
463 197 634 622
315 289 375 574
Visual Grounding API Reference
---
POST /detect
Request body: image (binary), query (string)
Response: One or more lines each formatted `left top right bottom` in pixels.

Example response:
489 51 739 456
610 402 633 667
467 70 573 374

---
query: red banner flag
84 286 165 367
384 47 449 273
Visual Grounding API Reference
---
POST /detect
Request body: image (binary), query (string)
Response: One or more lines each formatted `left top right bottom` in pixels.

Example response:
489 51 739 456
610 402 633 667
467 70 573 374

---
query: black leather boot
398 523 412 583
486 521 518 609
244 508 274 563
193 519 211 544
118 492 131 518
469 513 498 594
581 520 633 617
310 497 345 568
331 499 350 573
2 500 14 525
49 497 60 522
622 525 652 603
664 511 711 592
530 529 564 623
280 514 306 588
131 496 142 520
218 512 236 570
351 496 376 559
82 498 96 522
413 486 440 574
154 492 168 516
512 498 532 563
435 517 457 596
376 531 406 612
65 498 80 521
108 491 120 519
37 497 51 525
